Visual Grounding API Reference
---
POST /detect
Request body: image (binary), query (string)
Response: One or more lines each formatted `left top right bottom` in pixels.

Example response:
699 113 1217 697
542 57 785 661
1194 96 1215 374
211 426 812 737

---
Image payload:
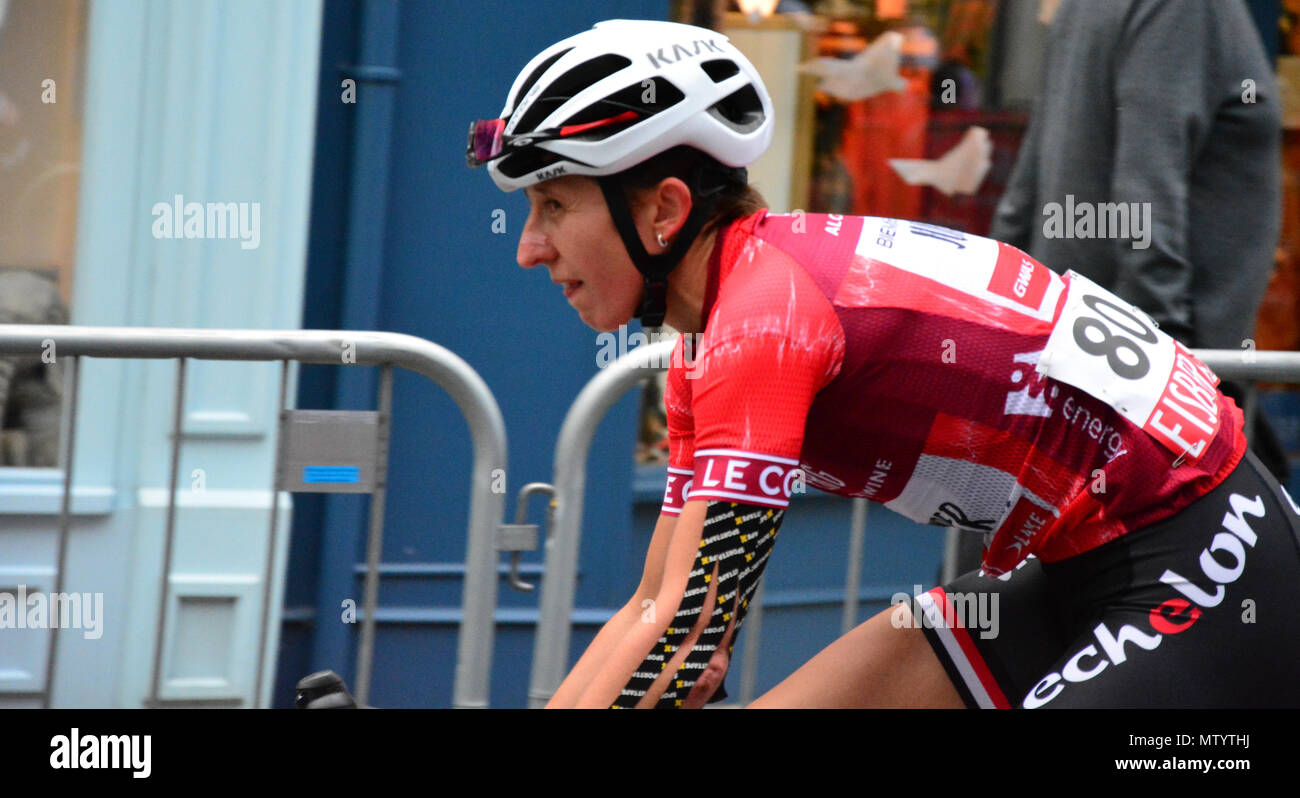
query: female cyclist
467 19 1300 709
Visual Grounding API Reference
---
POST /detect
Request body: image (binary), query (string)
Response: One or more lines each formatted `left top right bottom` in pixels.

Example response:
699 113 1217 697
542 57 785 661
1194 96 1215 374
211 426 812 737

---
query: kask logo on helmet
645 39 726 70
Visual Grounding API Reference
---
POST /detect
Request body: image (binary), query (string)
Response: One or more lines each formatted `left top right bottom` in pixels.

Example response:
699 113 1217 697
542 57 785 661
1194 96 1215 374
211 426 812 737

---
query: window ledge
0 469 115 515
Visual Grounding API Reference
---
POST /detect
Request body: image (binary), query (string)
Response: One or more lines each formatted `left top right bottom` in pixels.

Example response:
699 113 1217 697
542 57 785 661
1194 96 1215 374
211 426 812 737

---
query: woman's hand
679 644 732 709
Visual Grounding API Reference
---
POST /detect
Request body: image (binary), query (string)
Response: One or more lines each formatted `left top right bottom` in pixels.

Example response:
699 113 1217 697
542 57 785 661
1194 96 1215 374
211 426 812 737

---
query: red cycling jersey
659 210 1246 575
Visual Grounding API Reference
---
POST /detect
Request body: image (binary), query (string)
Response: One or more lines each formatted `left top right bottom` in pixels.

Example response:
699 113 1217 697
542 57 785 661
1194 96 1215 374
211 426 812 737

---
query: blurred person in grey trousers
991 0 1290 485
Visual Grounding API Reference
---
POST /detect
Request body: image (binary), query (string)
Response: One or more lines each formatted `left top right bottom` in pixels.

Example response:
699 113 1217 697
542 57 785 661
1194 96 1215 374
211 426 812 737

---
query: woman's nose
517 216 556 269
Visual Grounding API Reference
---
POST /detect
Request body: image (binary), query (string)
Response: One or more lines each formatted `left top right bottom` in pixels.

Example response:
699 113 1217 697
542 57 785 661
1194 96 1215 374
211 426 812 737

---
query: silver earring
657 232 668 248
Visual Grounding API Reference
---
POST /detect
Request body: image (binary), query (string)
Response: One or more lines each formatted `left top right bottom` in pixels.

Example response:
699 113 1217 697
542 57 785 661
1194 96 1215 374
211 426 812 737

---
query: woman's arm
573 497 786 708
544 510 680 708
571 500 710 708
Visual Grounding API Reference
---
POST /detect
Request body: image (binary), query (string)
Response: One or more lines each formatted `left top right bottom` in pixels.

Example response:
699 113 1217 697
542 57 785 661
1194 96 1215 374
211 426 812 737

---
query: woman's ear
651 177 693 245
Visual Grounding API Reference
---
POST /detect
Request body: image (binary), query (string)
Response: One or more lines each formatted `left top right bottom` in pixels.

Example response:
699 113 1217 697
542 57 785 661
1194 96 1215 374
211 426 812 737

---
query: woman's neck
661 227 718 334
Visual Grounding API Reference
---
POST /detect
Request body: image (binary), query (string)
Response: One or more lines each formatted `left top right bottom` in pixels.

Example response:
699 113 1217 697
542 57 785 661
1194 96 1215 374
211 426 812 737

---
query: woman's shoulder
707 238 842 348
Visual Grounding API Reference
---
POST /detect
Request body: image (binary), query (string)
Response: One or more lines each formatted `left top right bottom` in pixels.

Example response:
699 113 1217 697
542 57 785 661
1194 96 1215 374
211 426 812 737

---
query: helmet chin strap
597 165 745 328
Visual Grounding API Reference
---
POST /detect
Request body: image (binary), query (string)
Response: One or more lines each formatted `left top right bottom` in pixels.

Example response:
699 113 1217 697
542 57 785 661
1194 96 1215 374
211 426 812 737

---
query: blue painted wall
276 0 686 708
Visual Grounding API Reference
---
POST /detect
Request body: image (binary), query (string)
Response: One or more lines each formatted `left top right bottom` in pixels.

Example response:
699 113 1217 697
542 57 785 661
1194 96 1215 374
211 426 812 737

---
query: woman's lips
563 281 582 299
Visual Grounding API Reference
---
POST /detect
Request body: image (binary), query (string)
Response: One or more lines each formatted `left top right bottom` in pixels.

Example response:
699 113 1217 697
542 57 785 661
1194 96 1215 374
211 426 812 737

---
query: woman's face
517 175 645 332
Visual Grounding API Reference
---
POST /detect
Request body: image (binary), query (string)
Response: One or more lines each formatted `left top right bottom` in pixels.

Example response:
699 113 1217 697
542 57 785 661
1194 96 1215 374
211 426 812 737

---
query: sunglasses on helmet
465 110 639 167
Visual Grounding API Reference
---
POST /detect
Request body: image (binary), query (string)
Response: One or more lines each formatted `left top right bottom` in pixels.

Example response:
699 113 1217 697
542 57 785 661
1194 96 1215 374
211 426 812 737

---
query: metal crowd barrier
526 343 1300 708
1195 348 1300 422
527 340 677 708
0 325 507 709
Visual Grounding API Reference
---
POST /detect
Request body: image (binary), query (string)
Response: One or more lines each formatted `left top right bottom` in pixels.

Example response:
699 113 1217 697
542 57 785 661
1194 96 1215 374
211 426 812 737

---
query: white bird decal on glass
797 31 906 102
888 126 992 196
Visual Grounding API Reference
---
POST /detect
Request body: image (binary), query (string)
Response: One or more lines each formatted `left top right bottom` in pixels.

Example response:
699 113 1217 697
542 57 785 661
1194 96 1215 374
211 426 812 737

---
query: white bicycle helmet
470 19 773 191
467 19 774 326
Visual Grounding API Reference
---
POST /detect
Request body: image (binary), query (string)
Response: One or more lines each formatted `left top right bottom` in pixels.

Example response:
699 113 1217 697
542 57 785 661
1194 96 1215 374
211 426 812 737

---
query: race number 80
1070 294 1157 380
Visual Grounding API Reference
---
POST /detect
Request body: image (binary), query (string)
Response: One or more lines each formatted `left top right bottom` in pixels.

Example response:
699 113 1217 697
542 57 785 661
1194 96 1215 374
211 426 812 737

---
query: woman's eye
545 199 563 213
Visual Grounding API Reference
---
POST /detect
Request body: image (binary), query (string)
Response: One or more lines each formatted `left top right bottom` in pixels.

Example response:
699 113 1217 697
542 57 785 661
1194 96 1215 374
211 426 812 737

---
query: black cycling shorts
915 451 1300 708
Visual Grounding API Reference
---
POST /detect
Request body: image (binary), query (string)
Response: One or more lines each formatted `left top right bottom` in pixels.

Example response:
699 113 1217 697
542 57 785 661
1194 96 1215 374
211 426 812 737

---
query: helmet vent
707 84 764 134
510 47 574 114
700 59 740 83
512 54 633 135
560 77 685 139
